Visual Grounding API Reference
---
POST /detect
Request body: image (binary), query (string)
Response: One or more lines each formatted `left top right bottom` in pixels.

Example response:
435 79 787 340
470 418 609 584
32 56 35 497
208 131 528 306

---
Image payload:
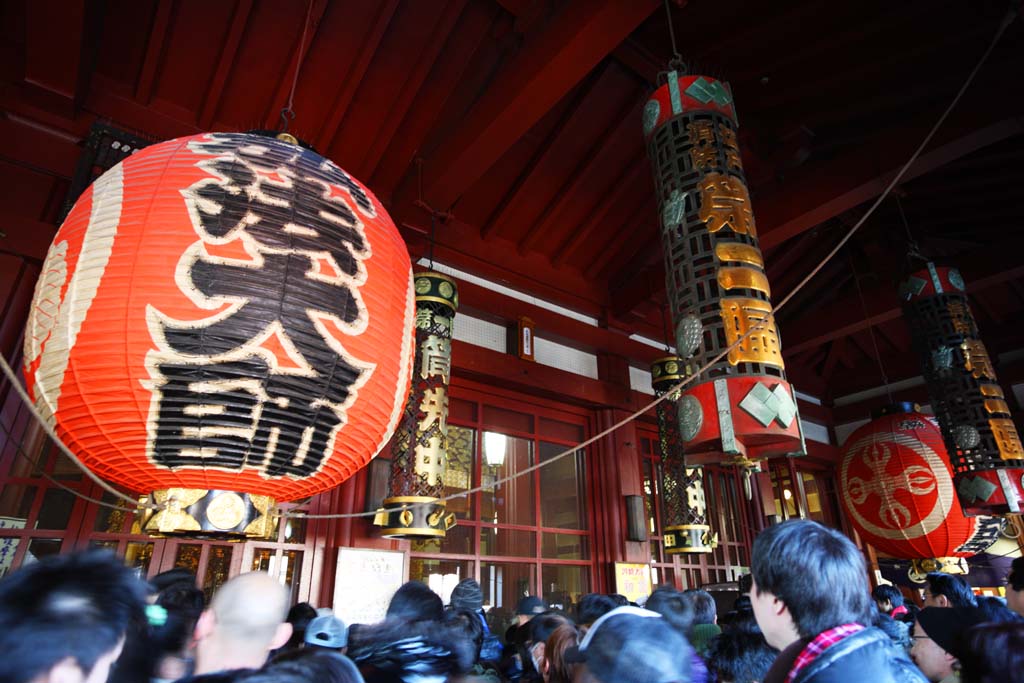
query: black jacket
793 627 926 683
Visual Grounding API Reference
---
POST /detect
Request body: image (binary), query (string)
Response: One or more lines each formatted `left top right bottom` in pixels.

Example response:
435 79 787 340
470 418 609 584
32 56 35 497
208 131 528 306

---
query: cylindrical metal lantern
643 72 804 465
375 271 458 538
900 264 1024 515
838 404 1002 582
23 132 416 538
651 356 716 554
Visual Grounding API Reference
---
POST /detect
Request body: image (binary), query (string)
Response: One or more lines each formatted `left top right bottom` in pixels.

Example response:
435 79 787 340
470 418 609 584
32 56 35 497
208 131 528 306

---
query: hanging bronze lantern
375 271 459 537
643 72 804 465
900 263 1024 515
651 356 717 553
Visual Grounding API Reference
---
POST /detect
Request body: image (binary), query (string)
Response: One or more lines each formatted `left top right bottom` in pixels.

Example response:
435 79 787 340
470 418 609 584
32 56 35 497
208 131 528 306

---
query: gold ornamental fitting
908 557 968 583
663 524 718 555
374 496 456 539
651 355 692 391
414 271 459 314
142 489 277 540
275 132 299 145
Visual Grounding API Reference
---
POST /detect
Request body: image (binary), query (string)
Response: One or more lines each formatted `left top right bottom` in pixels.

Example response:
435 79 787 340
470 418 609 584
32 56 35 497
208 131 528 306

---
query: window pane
802 472 825 522
481 561 536 636
283 516 306 544
541 533 589 560
203 545 234 601
51 452 83 480
0 537 21 577
480 434 534 526
539 443 586 529
643 460 659 534
444 425 475 520
411 523 474 555
0 484 37 525
125 542 154 576
541 564 589 613
173 543 202 573
280 550 304 604
94 494 130 533
251 548 275 572
480 527 535 558
90 540 119 551
409 558 474 606
35 488 76 530
25 537 62 563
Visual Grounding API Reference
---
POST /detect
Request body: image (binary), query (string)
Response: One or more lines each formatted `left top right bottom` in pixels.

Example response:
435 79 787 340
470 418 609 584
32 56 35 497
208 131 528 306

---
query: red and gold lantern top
838 404 1001 560
24 132 415 502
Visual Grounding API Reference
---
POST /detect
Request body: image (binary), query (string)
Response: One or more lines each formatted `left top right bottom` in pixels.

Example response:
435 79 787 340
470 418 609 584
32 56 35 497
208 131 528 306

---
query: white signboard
333 547 406 626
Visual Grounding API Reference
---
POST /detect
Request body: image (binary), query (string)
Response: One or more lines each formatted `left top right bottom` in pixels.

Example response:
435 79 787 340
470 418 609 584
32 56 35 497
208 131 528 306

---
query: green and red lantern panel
643 73 803 465
900 264 1024 515
24 132 415 537
839 405 1002 581
375 271 458 538
651 356 716 554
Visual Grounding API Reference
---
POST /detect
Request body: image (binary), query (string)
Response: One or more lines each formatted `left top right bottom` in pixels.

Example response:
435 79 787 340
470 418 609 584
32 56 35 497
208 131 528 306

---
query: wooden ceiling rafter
588 194 657 280
23 0 102 116
260 0 329 130
198 0 253 129
134 1 174 106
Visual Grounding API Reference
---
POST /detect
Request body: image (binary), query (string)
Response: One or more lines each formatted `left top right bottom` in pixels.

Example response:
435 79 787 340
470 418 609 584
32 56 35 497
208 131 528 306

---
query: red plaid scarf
786 623 865 683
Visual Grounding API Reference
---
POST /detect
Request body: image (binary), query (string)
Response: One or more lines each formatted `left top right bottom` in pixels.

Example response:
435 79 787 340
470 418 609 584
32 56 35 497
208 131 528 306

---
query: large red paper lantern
838 404 1001 566
24 133 414 517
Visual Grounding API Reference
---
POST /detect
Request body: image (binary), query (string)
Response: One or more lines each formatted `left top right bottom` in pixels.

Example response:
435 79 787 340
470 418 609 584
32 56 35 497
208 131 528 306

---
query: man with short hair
922 573 976 608
566 606 691 683
749 520 925 682
683 588 721 658
872 584 909 619
187 572 293 680
0 550 148 683
911 607 986 682
1005 557 1024 616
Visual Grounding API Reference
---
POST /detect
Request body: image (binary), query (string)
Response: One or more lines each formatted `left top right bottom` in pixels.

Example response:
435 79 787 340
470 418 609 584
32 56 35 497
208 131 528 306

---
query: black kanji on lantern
145 133 376 479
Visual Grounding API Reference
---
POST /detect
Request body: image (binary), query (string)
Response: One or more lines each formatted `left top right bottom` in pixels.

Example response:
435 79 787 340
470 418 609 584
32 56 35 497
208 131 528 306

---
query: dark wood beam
24 0 102 115
756 116 1024 250
262 0 330 129
135 0 174 105
589 196 656 280
420 0 659 211
198 0 254 129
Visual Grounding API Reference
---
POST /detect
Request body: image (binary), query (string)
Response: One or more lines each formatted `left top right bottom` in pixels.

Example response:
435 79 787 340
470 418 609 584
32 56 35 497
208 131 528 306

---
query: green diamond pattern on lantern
772 385 797 428
958 476 997 502
685 77 733 107
899 276 927 300
948 269 965 291
740 382 797 428
662 190 687 230
643 100 661 136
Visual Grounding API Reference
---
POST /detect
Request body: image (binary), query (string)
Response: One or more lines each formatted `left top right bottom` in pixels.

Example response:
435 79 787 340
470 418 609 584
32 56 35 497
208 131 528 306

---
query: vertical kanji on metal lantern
900 264 1024 515
643 72 804 465
651 356 717 554
375 271 459 538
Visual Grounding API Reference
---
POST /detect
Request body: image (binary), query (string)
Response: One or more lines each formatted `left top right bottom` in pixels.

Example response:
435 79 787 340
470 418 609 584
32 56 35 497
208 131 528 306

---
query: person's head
567 607 691 683
449 578 484 614
283 602 318 649
386 581 444 623
974 595 1022 624
193 572 292 674
871 584 904 614
542 623 580 683
923 572 976 608
305 614 348 651
871 612 911 650
576 593 616 626
643 587 694 639
682 589 717 625
151 581 206 680
737 573 753 595
150 568 198 594
706 629 777 683
516 595 549 625
444 608 484 666
750 519 873 650
247 649 365 683
525 613 570 677
958 621 1024 683
1007 557 1024 616
607 593 629 607
0 550 148 683
911 606 986 682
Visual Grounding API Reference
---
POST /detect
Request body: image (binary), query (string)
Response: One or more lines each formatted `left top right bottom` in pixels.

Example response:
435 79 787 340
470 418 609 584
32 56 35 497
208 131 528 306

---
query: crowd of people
1 519 1022 683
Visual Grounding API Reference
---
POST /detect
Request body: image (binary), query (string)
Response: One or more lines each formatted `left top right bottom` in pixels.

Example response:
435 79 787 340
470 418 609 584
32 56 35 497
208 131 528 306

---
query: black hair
576 593 616 625
975 596 1023 624
528 613 570 646
386 581 444 623
751 520 873 639
737 573 753 595
444 608 484 666
871 584 904 608
958 622 1024 683
283 602 319 650
707 630 777 683
683 589 717 625
925 572 977 607
644 588 695 639
149 567 197 593
256 649 364 683
0 550 148 683
155 582 206 653
607 593 629 607
1008 557 1024 592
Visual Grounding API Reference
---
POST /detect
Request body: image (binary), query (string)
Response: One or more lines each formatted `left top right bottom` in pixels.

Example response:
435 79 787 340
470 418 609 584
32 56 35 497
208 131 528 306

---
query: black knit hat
917 606 987 660
450 578 484 612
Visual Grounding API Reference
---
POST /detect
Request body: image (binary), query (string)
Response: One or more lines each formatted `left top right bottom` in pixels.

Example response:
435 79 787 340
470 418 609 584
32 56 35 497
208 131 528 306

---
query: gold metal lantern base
374 496 456 538
907 556 969 583
664 524 719 554
142 488 278 540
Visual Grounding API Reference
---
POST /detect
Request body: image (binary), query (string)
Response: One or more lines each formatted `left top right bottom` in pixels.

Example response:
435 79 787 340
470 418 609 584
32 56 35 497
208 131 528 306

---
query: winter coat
347 618 475 683
791 627 927 683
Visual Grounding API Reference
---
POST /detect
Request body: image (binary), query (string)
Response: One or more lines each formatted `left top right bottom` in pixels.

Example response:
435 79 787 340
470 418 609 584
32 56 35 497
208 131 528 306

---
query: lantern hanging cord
280 0 315 133
896 194 926 264
662 0 685 70
848 250 893 403
280 4 1016 521
0 7 1013 523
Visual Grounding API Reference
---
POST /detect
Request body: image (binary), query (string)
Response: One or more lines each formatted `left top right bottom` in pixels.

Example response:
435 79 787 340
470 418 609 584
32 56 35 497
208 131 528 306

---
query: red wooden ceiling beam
24 0 102 116
261 0 330 130
420 0 659 211
135 1 173 106
757 116 1024 251
198 0 254 129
